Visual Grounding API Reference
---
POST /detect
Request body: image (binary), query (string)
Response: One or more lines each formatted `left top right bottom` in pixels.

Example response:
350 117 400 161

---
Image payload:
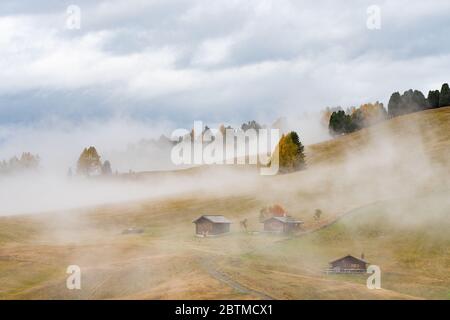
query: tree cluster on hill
353 102 388 127
427 90 440 109
325 82 448 138
0 152 40 174
321 107 342 127
388 83 450 117
328 110 355 135
387 90 429 117
241 120 263 131
182 120 277 145
76 146 112 176
182 121 266 145
429 83 450 108
329 102 387 136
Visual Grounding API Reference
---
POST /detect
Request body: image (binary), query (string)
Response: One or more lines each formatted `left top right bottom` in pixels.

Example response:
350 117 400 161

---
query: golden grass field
0 107 449 299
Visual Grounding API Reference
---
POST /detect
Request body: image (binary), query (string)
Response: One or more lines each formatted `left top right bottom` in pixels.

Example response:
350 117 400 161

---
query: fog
0 112 332 215
0 108 448 225
0 116 174 172
0 107 448 238
0 106 449 299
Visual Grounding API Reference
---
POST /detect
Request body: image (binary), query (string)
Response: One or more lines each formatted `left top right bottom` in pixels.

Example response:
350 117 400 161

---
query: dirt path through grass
199 256 276 300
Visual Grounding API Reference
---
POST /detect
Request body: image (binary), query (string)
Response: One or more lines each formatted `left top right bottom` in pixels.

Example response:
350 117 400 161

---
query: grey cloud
0 0 449 127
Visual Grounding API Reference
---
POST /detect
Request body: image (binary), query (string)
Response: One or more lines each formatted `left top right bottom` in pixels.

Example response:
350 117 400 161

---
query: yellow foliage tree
273 131 306 173
352 101 387 127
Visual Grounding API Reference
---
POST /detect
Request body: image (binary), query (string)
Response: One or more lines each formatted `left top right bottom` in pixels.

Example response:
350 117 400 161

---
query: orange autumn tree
269 204 286 216
259 204 287 221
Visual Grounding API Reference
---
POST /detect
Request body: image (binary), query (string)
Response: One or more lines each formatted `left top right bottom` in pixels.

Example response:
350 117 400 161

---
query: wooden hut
263 216 303 234
193 215 232 236
326 254 368 273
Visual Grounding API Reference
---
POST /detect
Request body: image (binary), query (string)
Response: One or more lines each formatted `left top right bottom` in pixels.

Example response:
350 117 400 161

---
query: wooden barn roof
329 254 368 264
192 215 232 224
263 216 303 224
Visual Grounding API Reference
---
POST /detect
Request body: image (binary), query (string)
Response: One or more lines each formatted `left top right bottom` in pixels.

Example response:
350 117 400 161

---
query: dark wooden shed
263 216 303 233
327 254 368 273
193 215 232 236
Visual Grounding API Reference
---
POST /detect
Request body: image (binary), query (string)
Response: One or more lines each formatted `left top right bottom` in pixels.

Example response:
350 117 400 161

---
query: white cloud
191 37 234 66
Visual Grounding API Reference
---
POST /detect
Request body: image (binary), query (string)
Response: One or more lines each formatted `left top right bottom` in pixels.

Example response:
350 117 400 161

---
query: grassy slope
307 106 450 167
223 193 450 299
0 107 449 299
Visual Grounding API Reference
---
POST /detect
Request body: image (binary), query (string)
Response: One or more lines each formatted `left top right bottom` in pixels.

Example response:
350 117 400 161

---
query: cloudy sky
1 0 450 129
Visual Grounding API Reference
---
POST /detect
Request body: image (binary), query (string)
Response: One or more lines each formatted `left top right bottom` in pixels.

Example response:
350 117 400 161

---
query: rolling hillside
307 106 450 167
221 193 450 299
0 107 449 299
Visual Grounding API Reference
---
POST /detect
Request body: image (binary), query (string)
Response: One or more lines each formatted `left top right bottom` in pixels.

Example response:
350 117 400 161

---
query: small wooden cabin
327 254 368 273
193 215 232 236
263 216 303 233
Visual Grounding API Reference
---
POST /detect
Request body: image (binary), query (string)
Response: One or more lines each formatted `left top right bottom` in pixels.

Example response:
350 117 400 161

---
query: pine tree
102 160 112 175
329 110 355 135
388 92 402 117
439 83 450 107
427 90 440 108
411 90 429 111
